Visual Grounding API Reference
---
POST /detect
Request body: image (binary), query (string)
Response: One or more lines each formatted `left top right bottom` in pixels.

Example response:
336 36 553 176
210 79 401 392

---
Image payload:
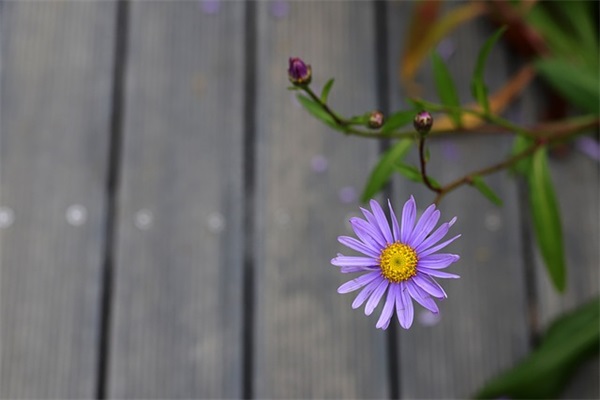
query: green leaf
527 4 578 62
535 59 600 115
296 94 343 131
552 2 598 68
470 176 503 206
431 51 461 127
381 110 416 134
348 113 370 126
320 78 335 103
475 298 599 399
510 135 534 175
527 2 598 70
529 148 566 292
361 139 413 202
471 26 506 114
395 162 441 188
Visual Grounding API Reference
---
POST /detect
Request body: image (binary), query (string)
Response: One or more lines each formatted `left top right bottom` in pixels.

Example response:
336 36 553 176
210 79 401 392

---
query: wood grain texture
518 75 600 399
387 2 530 397
107 2 245 397
0 2 116 397
254 2 389 398
544 154 599 399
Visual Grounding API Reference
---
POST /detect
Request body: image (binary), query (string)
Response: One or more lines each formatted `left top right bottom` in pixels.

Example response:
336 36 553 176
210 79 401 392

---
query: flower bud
288 57 312 85
368 110 385 129
414 111 433 135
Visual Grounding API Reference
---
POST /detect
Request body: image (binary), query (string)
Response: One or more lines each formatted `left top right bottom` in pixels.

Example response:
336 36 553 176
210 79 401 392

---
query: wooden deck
0 1 598 398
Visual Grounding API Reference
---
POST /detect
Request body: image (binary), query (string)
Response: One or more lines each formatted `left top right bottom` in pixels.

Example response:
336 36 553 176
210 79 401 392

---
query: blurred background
0 1 598 398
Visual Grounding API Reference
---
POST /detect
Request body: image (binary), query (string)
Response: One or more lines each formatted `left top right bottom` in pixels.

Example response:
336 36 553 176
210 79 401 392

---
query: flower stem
433 140 540 204
419 136 442 194
303 86 346 126
431 116 599 204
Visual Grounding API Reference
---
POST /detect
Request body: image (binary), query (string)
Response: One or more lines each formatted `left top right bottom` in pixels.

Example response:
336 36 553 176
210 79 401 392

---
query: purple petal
337 271 381 294
331 255 379 268
419 234 461 258
415 219 457 253
376 283 397 329
339 265 378 274
396 282 414 329
351 217 386 249
381 316 393 330
338 236 380 258
365 279 389 316
400 196 417 243
408 205 441 247
388 200 401 242
413 274 447 298
359 208 388 245
414 218 455 253
419 267 460 279
418 254 460 269
406 281 439 313
352 277 383 309
370 199 393 244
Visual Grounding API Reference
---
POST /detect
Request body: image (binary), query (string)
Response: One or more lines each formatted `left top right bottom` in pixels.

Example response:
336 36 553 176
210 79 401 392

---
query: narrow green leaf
348 113 370 125
510 135 534 175
470 82 488 114
320 78 335 103
527 4 577 61
395 162 441 188
431 51 461 127
470 176 503 206
471 26 506 114
552 1 598 68
535 59 600 115
361 139 413 202
287 86 301 91
475 298 599 399
529 148 566 292
296 94 343 131
381 110 416 134
527 3 597 69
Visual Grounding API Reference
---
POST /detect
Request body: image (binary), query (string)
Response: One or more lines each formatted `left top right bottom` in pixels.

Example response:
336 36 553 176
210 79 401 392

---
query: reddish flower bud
414 111 433 135
288 57 312 85
368 110 385 129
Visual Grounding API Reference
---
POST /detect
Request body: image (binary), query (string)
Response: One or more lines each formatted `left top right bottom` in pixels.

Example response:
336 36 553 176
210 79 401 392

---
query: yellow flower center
379 242 418 283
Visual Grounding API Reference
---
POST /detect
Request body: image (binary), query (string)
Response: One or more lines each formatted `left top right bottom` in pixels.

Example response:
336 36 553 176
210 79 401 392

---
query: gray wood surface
107 2 245 397
254 2 389 398
0 2 116 397
519 79 600 398
0 2 596 398
387 3 530 397
546 153 599 399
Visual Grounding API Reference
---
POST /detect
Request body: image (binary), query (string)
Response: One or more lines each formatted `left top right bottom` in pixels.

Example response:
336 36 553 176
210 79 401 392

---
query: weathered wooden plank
254 2 389 398
518 81 600 398
0 2 116 397
387 3 530 397
543 153 599 399
107 2 245 397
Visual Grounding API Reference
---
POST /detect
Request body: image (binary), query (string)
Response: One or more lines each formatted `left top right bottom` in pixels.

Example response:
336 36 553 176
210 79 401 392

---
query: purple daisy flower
331 197 460 329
